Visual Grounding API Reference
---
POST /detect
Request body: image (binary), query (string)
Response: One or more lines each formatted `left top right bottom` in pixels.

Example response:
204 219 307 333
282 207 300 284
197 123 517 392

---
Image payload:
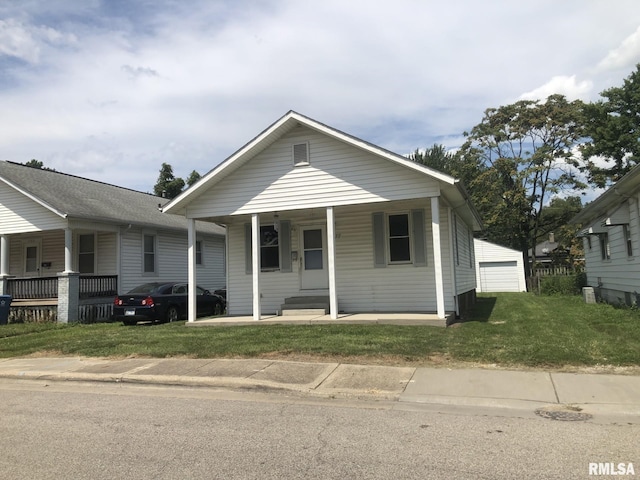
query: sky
1 0 640 196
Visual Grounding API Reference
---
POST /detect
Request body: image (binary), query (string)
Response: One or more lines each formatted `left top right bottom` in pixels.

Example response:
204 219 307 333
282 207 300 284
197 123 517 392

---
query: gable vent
293 142 309 166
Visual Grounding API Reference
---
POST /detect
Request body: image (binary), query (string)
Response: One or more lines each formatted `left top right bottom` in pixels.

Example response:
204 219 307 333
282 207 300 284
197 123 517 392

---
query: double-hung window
599 233 610 261
78 233 95 274
388 213 411 263
623 225 633 257
143 234 156 274
260 225 279 270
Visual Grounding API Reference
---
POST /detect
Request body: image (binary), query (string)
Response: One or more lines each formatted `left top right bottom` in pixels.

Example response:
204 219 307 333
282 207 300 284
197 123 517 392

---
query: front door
300 226 328 290
24 241 41 276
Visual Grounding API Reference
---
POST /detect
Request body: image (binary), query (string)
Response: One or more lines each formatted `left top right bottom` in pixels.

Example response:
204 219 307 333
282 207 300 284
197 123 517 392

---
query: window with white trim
623 225 633 257
143 234 157 274
599 233 610 261
78 233 95 274
388 213 411 263
195 240 203 265
260 225 279 270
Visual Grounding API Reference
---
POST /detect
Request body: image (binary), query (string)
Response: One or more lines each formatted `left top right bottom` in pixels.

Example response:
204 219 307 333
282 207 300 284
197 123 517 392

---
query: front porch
1 275 118 323
185 311 455 327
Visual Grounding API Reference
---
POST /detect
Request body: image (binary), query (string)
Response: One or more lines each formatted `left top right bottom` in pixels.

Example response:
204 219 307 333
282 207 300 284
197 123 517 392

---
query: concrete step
283 296 329 305
281 308 327 316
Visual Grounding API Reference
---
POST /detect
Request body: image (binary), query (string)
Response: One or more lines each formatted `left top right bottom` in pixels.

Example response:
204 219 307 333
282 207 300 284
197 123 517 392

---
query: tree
24 159 44 169
153 163 185 199
409 143 485 190
459 94 587 275
582 64 640 187
186 170 201 187
537 196 584 269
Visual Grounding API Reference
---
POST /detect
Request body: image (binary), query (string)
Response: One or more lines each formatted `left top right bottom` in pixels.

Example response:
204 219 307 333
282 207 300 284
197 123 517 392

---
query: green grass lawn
1 293 639 368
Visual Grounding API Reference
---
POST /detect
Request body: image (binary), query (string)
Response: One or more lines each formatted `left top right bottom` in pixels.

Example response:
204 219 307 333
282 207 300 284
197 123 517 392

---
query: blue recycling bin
0 295 12 325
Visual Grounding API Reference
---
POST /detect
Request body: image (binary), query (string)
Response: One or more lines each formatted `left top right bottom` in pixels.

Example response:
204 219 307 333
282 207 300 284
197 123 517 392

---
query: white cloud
597 25 640 72
519 76 593 102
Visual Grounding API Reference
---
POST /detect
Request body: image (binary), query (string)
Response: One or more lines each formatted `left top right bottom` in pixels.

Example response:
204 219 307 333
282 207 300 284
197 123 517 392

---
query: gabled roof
0 161 224 235
571 163 640 226
164 111 483 230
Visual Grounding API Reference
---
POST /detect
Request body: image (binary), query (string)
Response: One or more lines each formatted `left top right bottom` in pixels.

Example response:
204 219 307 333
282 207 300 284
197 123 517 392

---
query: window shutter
412 209 426 267
244 224 252 274
279 220 292 272
372 212 386 268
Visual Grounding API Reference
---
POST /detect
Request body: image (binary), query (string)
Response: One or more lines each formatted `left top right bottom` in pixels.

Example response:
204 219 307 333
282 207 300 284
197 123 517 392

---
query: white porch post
251 213 261 320
431 196 446 319
0 235 8 277
63 228 74 273
326 206 338 319
187 218 197 323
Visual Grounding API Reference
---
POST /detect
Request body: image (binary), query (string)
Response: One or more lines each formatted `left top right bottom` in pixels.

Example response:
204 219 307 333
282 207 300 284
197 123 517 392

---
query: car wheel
165 306 179 323
213 301 223 316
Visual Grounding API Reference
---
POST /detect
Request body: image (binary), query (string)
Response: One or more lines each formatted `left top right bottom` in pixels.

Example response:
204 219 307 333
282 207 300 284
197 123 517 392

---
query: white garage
474 239 526 292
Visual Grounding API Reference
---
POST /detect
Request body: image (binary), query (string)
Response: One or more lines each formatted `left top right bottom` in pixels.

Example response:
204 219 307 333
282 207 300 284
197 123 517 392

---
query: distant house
571 164 640 306
0 161 225 322
164 111 483 324
474 239 526 292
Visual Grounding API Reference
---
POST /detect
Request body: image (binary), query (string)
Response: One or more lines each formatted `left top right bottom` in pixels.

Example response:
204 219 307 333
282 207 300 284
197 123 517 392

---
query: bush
540 273 587 296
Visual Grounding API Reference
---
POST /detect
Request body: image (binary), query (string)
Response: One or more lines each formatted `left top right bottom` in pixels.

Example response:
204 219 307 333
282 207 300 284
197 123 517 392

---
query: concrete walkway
1 356 639 418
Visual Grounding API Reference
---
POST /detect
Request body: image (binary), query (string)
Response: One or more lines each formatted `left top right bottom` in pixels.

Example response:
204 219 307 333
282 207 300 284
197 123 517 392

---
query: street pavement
1 356 639 419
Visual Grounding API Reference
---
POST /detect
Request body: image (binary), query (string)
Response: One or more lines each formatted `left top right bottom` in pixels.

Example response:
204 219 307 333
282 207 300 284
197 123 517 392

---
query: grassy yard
0 293 639 369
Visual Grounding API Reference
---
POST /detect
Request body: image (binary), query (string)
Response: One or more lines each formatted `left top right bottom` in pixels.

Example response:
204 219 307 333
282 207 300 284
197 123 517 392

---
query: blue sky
1 0 639 194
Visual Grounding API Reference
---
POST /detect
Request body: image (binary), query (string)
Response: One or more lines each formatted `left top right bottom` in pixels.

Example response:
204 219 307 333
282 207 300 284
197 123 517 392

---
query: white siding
583 195 640 300
0 182 66 233
453 213 476 294
119 227 225 294
474 239 526 292
187 126 440 218
8 231 65 277
226 200 457 315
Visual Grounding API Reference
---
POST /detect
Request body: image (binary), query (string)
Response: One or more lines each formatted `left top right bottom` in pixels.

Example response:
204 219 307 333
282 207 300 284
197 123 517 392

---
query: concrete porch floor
186 312 454 327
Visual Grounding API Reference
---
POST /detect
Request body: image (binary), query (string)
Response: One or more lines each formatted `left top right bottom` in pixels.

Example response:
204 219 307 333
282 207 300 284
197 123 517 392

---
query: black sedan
113 282 225 326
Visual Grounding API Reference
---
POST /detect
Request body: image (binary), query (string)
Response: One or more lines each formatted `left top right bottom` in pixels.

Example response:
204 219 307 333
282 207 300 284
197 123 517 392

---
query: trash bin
0 295 12 325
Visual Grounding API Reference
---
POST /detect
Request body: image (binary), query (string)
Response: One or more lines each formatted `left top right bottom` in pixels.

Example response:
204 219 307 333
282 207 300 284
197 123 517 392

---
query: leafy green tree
153 163 185 199
459 94 587 275
409 143 485 190
186 170 201 187
538 196 584 269
582 64 640 187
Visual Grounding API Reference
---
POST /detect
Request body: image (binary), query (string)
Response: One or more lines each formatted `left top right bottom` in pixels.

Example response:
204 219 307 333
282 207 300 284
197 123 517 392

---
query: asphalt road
0 380 637 479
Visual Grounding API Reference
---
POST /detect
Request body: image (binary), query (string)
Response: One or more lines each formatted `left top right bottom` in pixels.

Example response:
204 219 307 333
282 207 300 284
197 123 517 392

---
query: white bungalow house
163 111 482 324
0 161 226 322
474 239 526 292
571 164 640 306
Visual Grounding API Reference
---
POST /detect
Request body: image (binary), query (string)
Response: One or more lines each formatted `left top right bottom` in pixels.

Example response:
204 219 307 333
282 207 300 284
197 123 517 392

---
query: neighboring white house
164 111 483 324
474 239 526 292
571 164 640 306
0 161 226 322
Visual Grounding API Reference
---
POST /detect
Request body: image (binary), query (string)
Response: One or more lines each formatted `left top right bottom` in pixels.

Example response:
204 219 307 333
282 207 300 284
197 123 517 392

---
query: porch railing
79 275 118 299
7 276 58 299
6 275 118 300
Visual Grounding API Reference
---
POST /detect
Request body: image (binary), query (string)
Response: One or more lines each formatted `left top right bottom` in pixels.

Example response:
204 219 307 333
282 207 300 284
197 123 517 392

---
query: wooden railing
79 275 118 299
6 275 118 300
7 277 58 299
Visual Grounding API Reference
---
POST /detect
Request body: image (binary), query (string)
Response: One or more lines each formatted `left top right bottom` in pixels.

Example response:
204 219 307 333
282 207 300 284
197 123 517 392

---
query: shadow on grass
462 296 497 323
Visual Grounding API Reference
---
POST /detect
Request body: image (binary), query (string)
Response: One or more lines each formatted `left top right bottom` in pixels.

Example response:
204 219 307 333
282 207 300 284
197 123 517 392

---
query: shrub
540 273 587 296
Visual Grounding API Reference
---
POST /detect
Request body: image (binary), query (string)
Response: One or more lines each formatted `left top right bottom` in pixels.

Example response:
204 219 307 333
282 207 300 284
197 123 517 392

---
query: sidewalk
1 356 639 417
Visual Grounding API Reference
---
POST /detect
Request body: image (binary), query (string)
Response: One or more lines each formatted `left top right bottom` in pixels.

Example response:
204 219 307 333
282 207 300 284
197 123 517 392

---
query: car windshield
127 283 163 294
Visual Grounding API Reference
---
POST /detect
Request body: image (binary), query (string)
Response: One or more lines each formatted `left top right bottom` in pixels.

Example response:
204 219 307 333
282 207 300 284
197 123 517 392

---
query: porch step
281 308 327 316
281 296 329 316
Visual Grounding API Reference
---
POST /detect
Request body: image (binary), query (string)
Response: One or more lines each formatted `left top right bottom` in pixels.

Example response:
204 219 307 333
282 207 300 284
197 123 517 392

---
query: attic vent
293 142 309 166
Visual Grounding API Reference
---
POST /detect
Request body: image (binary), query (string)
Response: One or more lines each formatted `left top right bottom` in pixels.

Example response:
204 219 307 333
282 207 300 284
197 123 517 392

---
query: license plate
125 309 136 316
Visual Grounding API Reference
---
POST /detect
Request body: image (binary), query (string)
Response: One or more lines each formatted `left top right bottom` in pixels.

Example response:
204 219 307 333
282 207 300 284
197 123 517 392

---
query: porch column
1 235 9 277
187 218 197 323
430 196 446 319
63 228 74 273
0 235 9 296
57 272 80 323
326 206 338 319
251 213 261 320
